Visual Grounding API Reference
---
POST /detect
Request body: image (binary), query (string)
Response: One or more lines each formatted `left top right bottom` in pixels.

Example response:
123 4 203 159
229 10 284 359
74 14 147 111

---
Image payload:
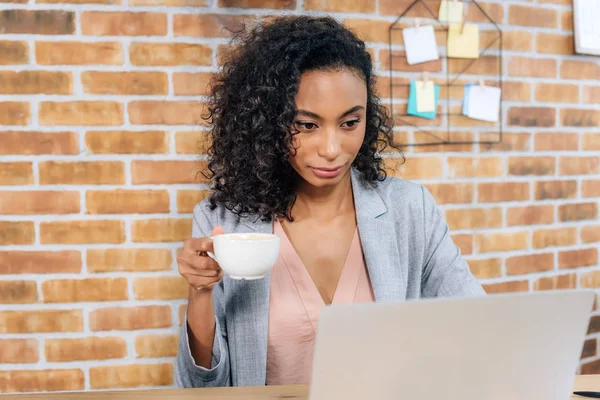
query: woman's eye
296 122 317 131
343 119 360 128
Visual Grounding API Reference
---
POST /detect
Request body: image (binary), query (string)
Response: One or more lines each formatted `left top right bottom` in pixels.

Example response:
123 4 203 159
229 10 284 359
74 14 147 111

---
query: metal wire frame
387 0 504 147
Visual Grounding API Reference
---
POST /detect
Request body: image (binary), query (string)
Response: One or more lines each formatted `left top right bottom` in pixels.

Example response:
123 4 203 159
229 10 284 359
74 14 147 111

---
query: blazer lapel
224 216 272 386
351 169 407 302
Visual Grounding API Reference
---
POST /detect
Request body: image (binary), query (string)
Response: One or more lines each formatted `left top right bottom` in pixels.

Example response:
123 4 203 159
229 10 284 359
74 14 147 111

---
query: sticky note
408 80 440 120
448 23 480 59
402 25 439 65
466 85 501 122
439 0 464 23
462 83 472 115
416 80 435 113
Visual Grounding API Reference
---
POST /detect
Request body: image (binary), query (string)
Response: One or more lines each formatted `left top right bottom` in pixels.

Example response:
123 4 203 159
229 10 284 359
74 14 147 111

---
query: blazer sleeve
175 201 231 388
419 186 486 298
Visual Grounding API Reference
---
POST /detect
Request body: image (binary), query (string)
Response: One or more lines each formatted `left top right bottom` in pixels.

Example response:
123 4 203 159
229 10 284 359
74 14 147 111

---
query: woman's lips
311 166 343 178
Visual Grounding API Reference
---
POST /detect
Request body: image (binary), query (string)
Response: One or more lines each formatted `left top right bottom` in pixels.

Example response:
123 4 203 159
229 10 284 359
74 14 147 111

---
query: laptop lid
309 290 594 400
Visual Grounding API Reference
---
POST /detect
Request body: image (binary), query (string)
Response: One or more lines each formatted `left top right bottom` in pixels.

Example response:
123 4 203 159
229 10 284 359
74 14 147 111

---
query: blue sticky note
462 83 472 115
408 80 440 120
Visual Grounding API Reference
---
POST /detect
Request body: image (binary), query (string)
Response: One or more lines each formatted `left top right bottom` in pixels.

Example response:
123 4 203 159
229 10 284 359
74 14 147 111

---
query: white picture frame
573 0 600 56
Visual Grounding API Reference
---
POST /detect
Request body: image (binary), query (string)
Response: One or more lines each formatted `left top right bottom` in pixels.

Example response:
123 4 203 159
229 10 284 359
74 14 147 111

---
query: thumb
211 225 225 236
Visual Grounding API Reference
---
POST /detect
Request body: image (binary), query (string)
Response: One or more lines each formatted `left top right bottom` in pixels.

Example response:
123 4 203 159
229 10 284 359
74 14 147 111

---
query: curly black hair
203 15 399 221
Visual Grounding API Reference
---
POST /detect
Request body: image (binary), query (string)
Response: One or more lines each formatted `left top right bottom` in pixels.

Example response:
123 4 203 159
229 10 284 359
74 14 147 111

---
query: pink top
265 220 376 386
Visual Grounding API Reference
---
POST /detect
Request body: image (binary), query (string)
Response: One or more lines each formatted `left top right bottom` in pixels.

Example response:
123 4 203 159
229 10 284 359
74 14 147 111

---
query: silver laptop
309 290 594 400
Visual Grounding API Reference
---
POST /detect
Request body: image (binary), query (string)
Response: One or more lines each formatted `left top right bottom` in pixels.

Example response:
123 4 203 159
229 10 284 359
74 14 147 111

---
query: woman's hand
178 226 225 292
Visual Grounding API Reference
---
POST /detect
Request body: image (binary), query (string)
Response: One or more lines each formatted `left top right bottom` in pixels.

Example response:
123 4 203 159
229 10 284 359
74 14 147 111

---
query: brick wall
0 0 598 393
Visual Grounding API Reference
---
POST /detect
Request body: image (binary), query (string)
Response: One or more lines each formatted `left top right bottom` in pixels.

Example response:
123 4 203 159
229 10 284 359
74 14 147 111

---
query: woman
175 15 485 388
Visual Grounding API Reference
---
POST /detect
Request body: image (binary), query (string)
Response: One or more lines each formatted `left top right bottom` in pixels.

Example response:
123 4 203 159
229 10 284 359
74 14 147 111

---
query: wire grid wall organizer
387 0 503 147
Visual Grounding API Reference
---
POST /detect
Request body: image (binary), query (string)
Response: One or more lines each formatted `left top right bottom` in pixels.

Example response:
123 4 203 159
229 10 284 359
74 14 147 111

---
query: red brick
481 133 531 152
534 132 578 151
386 157 443 180
466 2 504 23
452 234 473 255
0 10 74 34
132 219 192 242
42 278 127 303
0 251 81 274
344 19 404 45
86 130 167 154
179 304 186 326
175 131 211 154
219 0 294 8
448 56 500 76
40 220 125 244
39 161 124 185
508 107 556 127
582 226 600 244
483 280 529 294
506 253 554 275
536 33 574 55
0 131 78 155
173 72 212 96
380 50 442 73
533 227 577 249
90 363 173 389
497 31 532 52
0 310 83 333
583 134 600 151
134 276 188 300
135 334 178 358
559 248 598 269
561 11 573 31
130 43 211 66
0 191 79 214
535 83 578 103
447 157 503 178
582 180 600 198
174 14 250 37
561 61 600 80
584 87 600 104
0 339 38 363
467 258 502 279
0 102 29 125
45 337 127 361
535 180 577 200
0 41 29 65
445 208 502 230
90 306 171 331
582 339 597 359
81 12 167 36
38 0 121 3
0 221 34 245
581 271 600 289
478 182 529 203
534 274 576 291
0 281 37 304
0 370 84 393
177 190 210 213
508 157 555 176
129 101 207 125
40 101 123 126
423 183 474 204
88 249 171 273
476 231 529 253
132 160 207 184
507 205 554 227
582 360 600 375
305 0 374 12
129 0 204 5
508 57 557 78
82 72 167 95
87 190 170 214
559 203 597 222
560 157 599 175
509 5 557 28
561 109 600 127
0 71 72 95
36 42 123 65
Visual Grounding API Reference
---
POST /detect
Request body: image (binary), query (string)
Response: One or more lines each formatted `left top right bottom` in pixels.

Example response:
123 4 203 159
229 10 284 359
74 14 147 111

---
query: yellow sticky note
439 0 464 23
416 81 435 113
448 23 479 59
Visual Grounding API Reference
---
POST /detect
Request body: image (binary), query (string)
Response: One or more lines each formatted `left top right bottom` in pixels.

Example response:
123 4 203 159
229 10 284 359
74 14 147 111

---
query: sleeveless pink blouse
265 220 375 386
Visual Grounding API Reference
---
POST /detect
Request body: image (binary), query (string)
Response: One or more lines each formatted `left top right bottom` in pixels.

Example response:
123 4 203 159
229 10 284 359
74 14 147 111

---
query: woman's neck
291 170 354 222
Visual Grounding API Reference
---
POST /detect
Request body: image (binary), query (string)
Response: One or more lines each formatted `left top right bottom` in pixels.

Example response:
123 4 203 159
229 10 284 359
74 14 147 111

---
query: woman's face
288 68 368 189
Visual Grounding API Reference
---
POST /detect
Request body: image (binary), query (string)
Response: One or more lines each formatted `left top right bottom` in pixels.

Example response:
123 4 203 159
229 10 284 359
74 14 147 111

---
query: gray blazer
175 168 485 388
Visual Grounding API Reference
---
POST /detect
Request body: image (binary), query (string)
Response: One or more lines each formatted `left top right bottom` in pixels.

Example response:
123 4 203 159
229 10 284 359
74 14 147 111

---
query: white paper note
402 25 440 65
467 85 501 122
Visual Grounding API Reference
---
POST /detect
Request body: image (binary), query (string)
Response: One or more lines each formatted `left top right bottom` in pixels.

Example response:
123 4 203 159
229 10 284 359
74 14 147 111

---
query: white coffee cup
208 233 280 280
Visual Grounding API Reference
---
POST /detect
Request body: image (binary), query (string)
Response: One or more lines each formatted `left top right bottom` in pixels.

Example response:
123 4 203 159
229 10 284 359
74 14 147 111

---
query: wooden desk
2 375 599 399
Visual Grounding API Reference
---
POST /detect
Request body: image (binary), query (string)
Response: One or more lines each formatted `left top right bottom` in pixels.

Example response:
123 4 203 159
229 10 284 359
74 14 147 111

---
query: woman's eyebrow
296 105 365 119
